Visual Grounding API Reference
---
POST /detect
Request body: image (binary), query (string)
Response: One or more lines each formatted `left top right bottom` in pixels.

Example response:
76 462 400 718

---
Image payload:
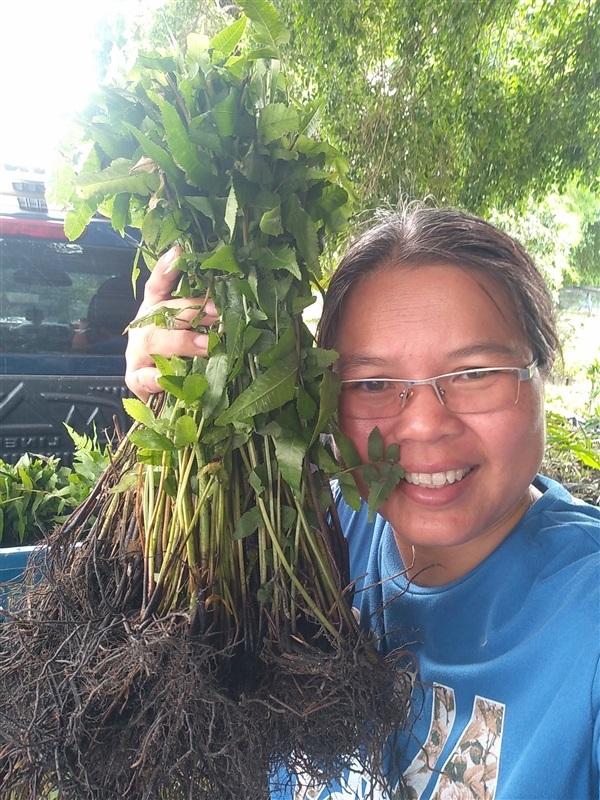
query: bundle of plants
0 4 413 799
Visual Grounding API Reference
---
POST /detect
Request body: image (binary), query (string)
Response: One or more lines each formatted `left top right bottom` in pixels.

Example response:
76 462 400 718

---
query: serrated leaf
64 198 100 240
259 203 283 236
158 98 213 187
152 354 176 377
224 184 238 237
124 124 182 185
129 429 176 451
122 398 157 428
183 374 208 405
157 375 186 400
258 104 299 145
216 351 298 425
274 428 309 494
201 244 242 274
258 245 301 278
173 415 198 448
297 386 317 422
76 158 159 200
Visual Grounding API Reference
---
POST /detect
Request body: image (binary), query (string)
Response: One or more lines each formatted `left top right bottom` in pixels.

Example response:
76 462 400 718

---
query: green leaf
367 427 385 463
157 375 186 400
209 16 247 55
152 354 176 377
122 398 157 428
64 198 100 241
111 193 131 234
232 506 263 540
183 374 208 405
258 324 296 367
274 427 309 494
76 158 159 200
173 414 197 448
238 0 290 48
297 386 317 421
201 244 242 274
158 98 214 187
258 245 301 278
336 472 362 511
216 351 298 425
366 464 405 522
124 124 182 185
310 369 341 445
224 184 238 238
259 203 283 236
212 88 239 138
283 193 320 270
129 429 176 452
258 104 299 145
202 352 230 417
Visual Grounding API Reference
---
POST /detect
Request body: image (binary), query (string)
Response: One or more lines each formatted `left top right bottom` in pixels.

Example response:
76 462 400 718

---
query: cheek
339 417 382 460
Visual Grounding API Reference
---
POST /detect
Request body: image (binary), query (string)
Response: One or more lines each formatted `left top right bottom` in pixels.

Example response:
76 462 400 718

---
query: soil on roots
0 490 415 798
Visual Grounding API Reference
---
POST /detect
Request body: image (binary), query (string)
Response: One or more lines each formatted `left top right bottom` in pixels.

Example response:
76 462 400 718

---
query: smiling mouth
403 467 474 488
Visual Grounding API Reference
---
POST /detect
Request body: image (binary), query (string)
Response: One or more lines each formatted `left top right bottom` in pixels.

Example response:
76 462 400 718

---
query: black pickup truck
0 208 145 465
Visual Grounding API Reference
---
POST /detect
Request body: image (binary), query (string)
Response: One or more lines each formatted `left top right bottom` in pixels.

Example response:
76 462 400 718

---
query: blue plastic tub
0 545 42 612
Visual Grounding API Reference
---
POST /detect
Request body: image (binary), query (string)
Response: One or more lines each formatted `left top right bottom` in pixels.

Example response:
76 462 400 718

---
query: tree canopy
275 0 599 213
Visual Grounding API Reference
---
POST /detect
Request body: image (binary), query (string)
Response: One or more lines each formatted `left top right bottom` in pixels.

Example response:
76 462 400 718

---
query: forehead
335 263 530 369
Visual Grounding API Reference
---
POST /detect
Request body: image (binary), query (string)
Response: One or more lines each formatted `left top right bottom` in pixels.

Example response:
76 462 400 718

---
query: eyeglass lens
339 369 523 419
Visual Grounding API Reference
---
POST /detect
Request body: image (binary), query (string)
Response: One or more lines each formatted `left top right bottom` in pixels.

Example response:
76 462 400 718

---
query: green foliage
0 429 109 547
64 2 396 637
544 410 600 504
272 0 600 212
89 0 600 216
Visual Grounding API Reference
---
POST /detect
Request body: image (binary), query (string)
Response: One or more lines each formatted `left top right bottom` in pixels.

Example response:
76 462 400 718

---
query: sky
0 0 161 172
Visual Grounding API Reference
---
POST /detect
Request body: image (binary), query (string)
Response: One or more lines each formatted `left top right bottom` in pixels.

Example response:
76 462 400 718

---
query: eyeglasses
339 361 538 419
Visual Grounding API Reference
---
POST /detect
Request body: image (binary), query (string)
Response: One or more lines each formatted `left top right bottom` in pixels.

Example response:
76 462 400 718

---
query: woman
125 208 600 800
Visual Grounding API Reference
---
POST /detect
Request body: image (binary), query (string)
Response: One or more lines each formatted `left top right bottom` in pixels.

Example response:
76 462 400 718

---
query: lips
403 467 474 488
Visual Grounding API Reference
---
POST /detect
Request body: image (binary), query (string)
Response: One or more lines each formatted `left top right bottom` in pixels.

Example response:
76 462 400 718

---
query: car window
0 219 143 363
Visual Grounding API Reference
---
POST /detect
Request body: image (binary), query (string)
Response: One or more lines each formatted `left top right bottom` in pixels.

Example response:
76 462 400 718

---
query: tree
92 0 599 214
275 0 599 212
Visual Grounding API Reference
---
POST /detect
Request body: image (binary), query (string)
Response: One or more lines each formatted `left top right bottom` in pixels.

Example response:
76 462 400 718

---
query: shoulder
532 475 600 541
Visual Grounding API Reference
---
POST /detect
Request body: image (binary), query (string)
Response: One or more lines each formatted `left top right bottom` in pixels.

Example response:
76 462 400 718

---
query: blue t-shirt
283 476 600 800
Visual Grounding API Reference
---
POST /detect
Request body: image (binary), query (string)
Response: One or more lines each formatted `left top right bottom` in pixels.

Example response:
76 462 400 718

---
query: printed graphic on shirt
428 694 505 800
404 684 456 798
291 688 504 800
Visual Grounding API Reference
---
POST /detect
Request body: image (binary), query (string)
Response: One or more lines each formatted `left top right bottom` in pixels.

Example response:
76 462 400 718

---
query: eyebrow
336 343 526 373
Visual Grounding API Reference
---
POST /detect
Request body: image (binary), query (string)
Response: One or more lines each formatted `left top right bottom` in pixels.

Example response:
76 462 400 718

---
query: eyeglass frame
339 360 539 417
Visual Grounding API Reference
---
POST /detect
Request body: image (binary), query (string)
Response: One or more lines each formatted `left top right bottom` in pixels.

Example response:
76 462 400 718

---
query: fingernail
204 299 217 316
193 334 207 348
163 246 180 270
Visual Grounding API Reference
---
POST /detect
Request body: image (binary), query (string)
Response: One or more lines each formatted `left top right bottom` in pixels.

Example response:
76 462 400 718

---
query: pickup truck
0 208 145 466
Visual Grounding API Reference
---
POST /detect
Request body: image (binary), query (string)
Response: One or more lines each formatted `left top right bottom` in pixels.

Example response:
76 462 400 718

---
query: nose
389 382 463 441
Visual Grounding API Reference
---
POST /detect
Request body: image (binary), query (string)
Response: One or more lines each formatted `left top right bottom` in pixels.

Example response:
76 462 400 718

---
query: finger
125 332 211 402
141 246 184 308
125 367 162 403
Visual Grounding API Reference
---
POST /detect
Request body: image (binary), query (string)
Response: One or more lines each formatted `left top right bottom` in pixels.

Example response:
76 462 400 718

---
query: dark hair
317 207 560 374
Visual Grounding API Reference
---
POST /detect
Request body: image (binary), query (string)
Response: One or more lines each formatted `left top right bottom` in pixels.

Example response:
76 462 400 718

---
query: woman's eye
353 380 391 393
455 369 492 382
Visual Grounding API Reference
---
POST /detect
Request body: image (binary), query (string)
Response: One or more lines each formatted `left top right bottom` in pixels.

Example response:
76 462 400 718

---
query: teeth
404 467 472 488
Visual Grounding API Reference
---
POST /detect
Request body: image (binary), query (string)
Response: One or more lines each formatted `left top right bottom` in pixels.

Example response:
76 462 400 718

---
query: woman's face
335 263 546 584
